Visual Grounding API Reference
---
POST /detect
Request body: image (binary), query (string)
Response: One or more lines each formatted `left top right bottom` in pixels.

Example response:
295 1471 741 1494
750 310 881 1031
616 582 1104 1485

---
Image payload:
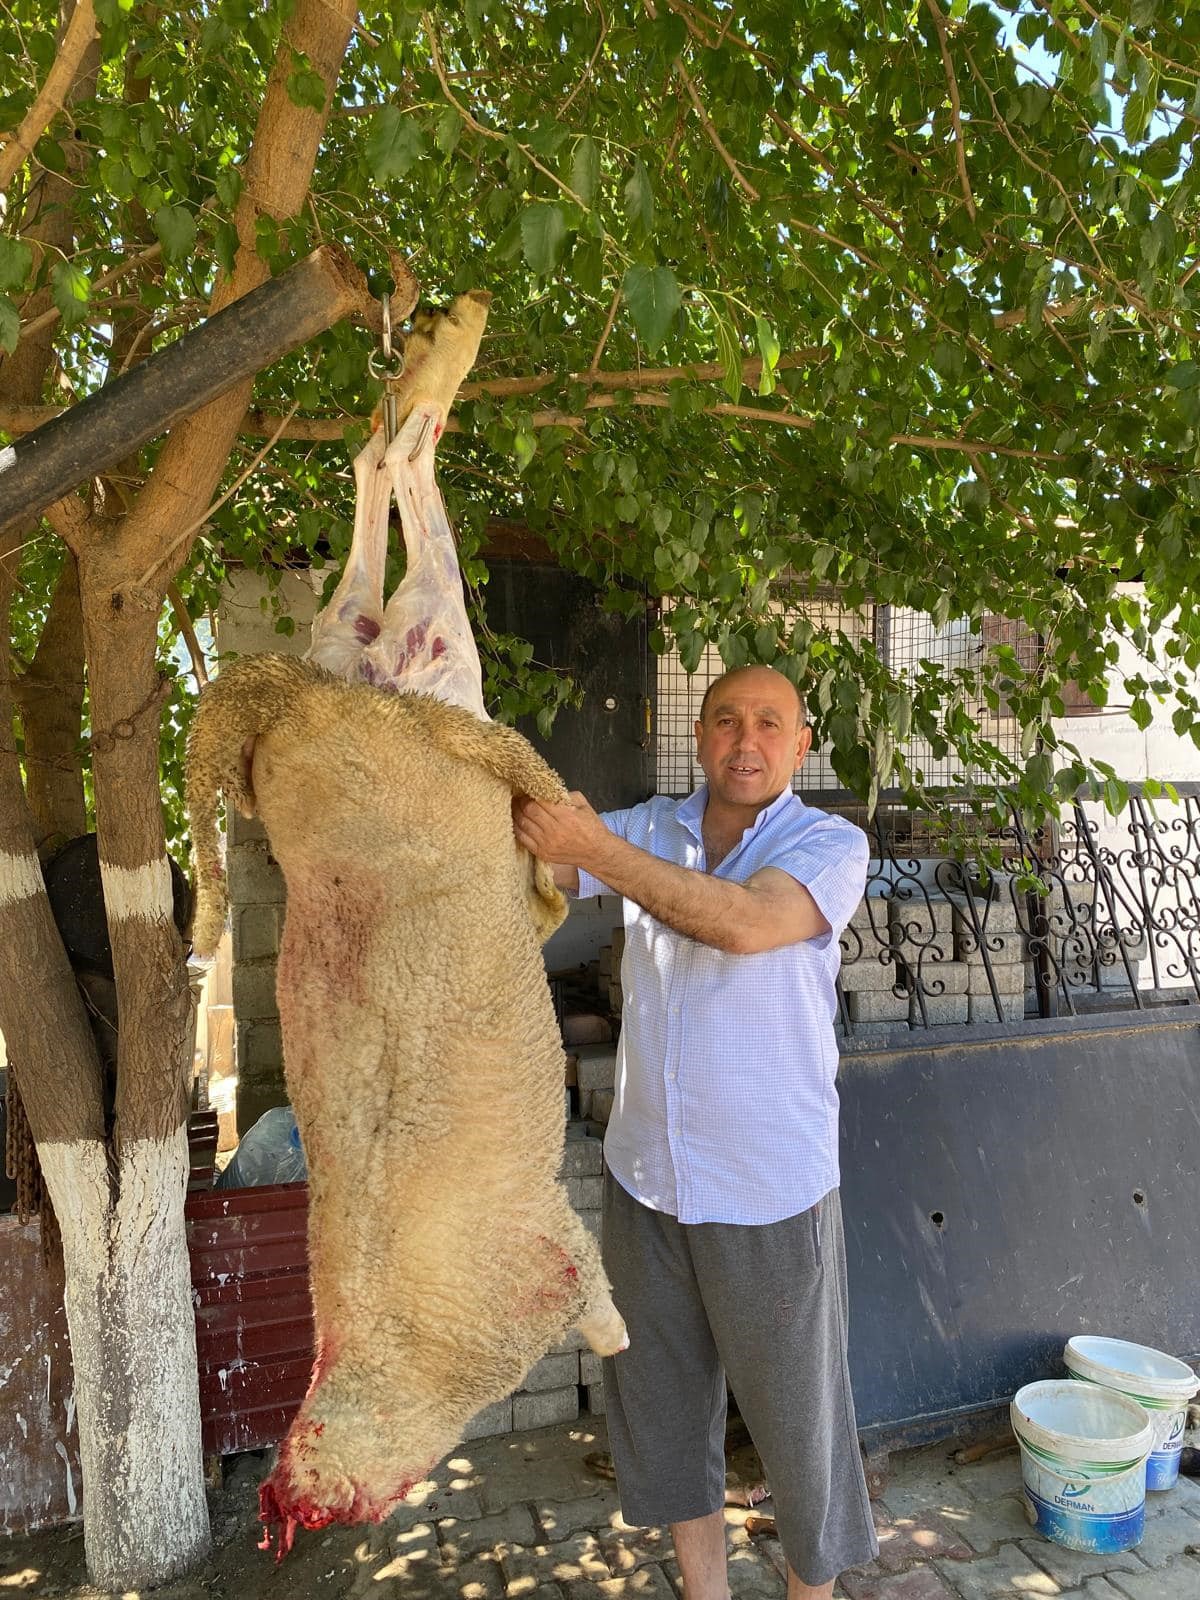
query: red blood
431 636 446 659
354 614 382 644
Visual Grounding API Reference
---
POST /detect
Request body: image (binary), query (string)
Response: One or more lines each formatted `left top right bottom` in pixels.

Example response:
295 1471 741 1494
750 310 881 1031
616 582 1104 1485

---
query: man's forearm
581 833 757 952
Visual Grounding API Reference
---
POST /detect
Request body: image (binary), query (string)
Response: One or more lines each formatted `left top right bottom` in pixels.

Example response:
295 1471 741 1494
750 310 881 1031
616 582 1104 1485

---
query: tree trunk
11 553 87 853
39 1129 208 1589
0 1 360 1586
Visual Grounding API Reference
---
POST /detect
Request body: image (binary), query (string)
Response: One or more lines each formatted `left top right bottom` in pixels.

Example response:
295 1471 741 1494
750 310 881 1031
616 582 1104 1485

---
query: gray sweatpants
600 1173 878 1588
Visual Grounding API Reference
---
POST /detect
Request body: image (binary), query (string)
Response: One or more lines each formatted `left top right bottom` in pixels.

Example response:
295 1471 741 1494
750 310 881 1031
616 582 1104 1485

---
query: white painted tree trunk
39 1126 211 1590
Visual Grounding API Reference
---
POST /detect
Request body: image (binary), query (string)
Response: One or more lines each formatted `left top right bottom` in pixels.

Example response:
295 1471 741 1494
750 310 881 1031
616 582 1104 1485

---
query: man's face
694 668 812 810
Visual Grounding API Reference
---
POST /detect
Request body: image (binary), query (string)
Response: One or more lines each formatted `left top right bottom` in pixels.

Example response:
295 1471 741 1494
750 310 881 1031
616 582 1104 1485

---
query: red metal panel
0 1177 315 1531
185 1180 315 1459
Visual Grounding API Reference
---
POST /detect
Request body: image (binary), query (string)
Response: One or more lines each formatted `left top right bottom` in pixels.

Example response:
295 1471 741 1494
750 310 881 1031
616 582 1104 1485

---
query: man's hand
513 792 614 875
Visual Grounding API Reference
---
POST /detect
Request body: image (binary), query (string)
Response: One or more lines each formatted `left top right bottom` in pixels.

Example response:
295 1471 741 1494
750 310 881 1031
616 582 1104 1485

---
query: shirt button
667 1072 677 1081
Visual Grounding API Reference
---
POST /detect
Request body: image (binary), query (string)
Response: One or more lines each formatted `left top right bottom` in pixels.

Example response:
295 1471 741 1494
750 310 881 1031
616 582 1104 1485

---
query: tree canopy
3 0 1199 834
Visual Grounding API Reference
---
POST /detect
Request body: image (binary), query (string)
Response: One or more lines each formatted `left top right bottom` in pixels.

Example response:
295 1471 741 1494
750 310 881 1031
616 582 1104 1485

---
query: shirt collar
675 784 795 846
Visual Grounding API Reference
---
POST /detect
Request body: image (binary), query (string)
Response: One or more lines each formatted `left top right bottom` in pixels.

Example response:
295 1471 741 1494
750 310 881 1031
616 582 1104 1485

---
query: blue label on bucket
1146 1446 1183 1493
1025 1486 1145 1554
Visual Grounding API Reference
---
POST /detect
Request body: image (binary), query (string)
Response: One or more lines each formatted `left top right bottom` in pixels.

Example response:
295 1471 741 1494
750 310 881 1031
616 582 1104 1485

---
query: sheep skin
186 654 626 1556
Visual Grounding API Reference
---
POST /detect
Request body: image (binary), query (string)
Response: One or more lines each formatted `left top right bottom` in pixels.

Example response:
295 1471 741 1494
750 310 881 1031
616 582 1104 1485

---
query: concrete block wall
840 888 1029 1034
217 570 321 1134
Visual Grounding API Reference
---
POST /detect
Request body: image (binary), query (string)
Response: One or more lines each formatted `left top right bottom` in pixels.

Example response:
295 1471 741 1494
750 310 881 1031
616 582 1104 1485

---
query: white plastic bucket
1064 1336 1200 1492
1011 1380 1153 1553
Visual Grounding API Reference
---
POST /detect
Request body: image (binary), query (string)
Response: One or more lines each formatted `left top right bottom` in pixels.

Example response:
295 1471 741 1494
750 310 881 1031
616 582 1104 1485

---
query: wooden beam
0 245 373 535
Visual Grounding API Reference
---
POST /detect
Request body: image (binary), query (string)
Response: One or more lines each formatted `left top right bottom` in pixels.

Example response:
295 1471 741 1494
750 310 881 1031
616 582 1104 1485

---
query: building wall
216 571 318 1133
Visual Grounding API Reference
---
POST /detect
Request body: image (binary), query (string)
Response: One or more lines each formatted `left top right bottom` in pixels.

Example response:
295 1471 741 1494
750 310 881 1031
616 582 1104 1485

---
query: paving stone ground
3 1418 1199 1599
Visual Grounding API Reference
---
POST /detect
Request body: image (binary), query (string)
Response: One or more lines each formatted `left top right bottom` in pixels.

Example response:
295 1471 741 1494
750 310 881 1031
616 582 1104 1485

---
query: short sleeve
770 817 870 946
574 806 637 899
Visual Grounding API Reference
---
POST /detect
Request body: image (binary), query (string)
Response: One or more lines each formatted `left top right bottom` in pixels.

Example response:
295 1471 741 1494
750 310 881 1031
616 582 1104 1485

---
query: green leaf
153 203 196 264
622 264 681 352
713 308 742 401
366 106 425 183
623 159 654 236
0 294 18 354
886 690 913 742
435 106 463 155
520 203 567 275
1165 362 1199 391
571 135 600 207
1123 91 1151 144
286 52 327 112
0 236 32 295
51 260 90 328
754 314 780 396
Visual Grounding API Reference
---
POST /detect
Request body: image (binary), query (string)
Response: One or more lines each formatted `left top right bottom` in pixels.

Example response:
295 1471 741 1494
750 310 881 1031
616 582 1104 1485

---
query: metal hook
367 291 406 444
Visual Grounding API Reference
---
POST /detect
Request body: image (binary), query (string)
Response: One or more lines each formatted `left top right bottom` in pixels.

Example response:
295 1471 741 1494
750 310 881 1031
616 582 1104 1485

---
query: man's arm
513 794 830 955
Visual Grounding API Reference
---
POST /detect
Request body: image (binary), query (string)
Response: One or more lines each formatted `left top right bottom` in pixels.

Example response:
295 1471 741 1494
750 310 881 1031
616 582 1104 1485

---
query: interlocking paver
597 1523 675 1574
537 1491 625 1542
565 1564 679 1600
1128 1503 1200 1567
943 1492 1035 1553
1017 1537 1148 1591
841 1568 961 1600
12 1414 1200 1600
726 1541 785 1596
882 1454 980 1524
875 1511 973 1571
935 1542 1063 1598
1108 1553 1200 1599
439 1505 539 1562
950 1449 1026 1504
501 1533 611 1590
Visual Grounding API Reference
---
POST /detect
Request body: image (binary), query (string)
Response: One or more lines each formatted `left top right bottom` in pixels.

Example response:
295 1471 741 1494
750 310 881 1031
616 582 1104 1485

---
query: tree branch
168 585 208 689
924 0 976 220
0 0 97 195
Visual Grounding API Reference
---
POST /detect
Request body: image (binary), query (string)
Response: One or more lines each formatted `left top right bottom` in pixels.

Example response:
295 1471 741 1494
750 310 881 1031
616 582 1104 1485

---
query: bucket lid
1011 1379 1154 1466
1064 1337 1200 1403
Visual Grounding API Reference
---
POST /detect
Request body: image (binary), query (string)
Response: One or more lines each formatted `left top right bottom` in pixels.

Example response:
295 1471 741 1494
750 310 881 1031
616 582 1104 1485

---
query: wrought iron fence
834 783 1200 1038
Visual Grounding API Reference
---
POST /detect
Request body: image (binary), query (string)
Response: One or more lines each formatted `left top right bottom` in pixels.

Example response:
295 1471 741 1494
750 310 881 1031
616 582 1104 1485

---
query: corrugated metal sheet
0 1176 314 1531
186 1181 313 1458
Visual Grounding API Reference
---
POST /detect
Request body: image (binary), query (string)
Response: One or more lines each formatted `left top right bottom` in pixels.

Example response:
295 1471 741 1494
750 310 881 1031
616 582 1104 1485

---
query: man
513 664 878 1600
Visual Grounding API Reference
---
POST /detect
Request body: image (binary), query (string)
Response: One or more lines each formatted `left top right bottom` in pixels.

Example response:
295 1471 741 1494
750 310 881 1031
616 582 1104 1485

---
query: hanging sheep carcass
186 291 626 1557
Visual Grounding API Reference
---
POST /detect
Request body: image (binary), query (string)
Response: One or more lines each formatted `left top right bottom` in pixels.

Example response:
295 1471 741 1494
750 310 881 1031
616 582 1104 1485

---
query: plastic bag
216 1104 308 1188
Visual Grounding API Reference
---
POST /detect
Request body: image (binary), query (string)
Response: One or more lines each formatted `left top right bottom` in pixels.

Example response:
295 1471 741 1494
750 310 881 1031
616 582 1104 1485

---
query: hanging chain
366 290 406 445
86 672 173 757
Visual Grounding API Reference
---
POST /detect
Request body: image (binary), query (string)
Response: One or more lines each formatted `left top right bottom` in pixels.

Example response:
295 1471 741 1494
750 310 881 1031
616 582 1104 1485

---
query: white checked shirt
577 786 869 1225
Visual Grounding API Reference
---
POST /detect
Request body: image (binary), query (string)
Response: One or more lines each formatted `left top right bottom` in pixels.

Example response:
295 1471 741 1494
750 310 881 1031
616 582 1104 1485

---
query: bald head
698 665 808 729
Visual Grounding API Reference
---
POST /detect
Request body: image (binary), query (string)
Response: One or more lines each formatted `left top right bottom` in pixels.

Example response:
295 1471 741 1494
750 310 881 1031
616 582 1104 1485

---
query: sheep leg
552 1205 629 1356
358 406 489 719
306 428 390 679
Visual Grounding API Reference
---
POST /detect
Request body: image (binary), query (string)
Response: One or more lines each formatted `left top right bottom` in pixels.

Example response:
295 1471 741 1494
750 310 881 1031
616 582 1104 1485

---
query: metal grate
655 602 1039 805
884 608 1040 788
654 600 873 797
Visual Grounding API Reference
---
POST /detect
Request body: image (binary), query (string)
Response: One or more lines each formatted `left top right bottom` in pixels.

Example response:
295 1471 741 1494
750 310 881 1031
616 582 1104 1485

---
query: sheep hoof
577 1298 628 1357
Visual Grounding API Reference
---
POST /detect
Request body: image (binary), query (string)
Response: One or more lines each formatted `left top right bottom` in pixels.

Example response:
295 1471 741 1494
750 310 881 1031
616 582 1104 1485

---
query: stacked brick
225 809 287 1134
839 891 1029 1038
596 924 625 1017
